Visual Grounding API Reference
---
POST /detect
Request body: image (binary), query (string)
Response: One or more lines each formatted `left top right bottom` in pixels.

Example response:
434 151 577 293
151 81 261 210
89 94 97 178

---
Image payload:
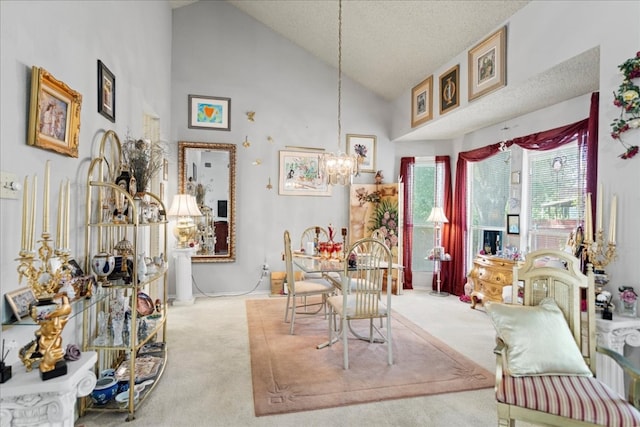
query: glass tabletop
292 255 344 274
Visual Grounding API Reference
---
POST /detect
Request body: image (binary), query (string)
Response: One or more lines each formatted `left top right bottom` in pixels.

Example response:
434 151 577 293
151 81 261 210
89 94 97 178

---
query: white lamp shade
427 206 449 223
167 194 203 218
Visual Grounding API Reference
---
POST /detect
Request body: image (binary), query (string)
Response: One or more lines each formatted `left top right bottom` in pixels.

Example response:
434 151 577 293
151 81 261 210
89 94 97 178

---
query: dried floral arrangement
121 137 166 194
611 52 640 159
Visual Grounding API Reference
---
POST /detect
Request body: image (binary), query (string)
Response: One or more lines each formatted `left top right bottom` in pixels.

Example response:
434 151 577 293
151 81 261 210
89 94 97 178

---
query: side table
0 351 97 427
595 315 640 397
173 246 197 305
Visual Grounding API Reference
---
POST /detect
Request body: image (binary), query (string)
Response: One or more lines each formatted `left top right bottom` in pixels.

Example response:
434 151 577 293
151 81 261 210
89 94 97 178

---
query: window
526 140 586 251
467 150 510 264
411 158 444 272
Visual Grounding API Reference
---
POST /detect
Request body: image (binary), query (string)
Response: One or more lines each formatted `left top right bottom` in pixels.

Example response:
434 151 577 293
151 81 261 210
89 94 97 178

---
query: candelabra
15 162 74 380
584 229 617 271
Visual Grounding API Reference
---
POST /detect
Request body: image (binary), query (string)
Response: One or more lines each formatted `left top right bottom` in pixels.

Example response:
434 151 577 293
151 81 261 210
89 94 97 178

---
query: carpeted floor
247 298 494 416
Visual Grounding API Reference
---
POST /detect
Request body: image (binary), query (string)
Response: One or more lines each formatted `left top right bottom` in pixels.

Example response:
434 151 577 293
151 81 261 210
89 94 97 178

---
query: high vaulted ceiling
171 1 599 141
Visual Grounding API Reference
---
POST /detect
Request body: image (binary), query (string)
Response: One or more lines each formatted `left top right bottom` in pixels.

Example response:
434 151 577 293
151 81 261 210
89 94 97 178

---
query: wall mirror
178 141 236 263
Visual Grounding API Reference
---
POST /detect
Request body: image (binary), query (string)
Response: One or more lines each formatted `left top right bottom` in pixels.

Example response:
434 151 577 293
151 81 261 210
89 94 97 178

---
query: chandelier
322 0 357 186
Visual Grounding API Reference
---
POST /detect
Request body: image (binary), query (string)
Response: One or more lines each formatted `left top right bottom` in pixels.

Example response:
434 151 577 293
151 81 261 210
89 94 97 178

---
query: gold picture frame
5 287 36 322
28 66 82 157
411 75 433 128
439 64 459 115
347 134 376 173
278 150 331 196
468 26 507 101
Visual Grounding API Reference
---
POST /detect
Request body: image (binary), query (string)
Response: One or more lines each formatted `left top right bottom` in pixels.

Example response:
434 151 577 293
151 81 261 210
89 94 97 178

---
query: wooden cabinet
468 254 520 308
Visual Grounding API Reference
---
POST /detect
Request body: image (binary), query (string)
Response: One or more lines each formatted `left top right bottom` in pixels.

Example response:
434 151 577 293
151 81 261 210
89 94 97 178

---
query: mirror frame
178 141 237 263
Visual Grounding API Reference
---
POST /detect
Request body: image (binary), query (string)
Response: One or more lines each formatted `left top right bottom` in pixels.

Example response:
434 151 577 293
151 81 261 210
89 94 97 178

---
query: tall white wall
170 1 391 294
0 0 172 364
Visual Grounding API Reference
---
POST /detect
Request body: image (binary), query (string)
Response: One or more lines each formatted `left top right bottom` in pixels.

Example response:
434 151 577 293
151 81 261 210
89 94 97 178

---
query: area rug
247 298 494 416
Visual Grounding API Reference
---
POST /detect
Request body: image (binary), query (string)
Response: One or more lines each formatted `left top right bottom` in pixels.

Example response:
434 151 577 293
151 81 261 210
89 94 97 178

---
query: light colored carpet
76 290 539 426
247 298 494 416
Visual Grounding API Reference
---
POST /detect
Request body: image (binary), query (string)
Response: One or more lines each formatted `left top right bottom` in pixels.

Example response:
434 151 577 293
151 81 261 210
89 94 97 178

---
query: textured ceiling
171 1 599 140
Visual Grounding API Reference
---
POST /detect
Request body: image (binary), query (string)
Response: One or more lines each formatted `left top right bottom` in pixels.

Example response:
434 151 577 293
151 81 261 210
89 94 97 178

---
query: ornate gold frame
28 66 82 157
178 141 236 263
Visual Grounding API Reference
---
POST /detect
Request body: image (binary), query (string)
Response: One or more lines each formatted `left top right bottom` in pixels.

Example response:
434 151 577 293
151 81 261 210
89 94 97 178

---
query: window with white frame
411 158 444 272
526 140 586 251
467 151 511 266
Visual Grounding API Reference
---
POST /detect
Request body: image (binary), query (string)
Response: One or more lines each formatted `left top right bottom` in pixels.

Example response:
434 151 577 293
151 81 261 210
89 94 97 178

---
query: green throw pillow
486 298 592 377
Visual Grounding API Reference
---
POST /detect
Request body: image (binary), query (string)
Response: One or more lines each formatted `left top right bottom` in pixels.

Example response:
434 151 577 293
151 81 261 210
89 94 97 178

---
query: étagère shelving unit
80 130 168 421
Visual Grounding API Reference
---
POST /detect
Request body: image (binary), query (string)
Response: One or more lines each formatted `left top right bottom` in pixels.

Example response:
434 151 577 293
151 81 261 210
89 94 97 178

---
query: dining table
292 252 388 349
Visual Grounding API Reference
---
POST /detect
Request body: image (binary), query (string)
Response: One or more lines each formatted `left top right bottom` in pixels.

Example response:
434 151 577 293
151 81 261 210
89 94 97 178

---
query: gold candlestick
56 181 63 249
43 160 50 234
584 229 617 271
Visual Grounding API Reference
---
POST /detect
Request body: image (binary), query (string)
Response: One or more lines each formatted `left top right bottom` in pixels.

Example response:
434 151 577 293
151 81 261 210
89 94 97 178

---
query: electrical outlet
1 171 21 199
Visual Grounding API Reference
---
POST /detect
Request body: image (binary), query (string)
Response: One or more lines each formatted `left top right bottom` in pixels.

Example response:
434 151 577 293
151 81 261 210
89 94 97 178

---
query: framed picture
511 171 521 185
411 75 433 127
507 214 520 235
439 64 459 115
278 150 331 196
27 66 82 157
188 94 231 131
346 134 376 173
97 60 115 122
163 158 169 181
5 287 36 321
468 26 507 101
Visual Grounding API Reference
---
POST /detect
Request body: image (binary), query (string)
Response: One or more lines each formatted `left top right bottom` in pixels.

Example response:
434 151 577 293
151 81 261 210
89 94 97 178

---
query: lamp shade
167 194 203 218
427 206 449 223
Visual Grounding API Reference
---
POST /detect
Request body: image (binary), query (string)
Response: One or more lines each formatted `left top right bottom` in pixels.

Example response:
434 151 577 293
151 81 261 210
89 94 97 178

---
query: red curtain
400 157 414 289
448 93 599 296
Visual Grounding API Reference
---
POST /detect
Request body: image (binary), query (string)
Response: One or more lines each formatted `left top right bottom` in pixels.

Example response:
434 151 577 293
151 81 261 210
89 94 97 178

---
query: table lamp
427 206 450 296
167 194 202 248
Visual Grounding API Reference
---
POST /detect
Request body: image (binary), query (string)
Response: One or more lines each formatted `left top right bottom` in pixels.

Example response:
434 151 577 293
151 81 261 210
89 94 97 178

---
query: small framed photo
65 258 84 277
439 64 459 115
279 150 331 196
27 66 82 157
188 94 231 131
507 214 520 235
511 171 521 185
97 60 116 122
411 75 433 127
468 26 507 101
346 134 376 173
5 287 36 321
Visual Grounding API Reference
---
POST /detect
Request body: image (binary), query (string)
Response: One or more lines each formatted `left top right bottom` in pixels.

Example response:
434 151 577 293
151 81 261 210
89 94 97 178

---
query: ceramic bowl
91 377 118 405
115 389 140 406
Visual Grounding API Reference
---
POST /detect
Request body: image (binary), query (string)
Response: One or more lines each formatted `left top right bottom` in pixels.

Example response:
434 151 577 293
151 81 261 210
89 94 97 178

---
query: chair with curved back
300 226 328 255
486 249 640 426
327 237 393 369
283 230 335 335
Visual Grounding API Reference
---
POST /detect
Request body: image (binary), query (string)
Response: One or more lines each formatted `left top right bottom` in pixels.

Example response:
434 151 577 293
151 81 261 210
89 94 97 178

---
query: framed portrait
188 94 231 131
28 66 82 157
97 60 115 122
5 287 36 321
507 214 520 235
468 26 507 101
346 134 376 173
279 150 331 196
411 75 433 127
439 64 459 115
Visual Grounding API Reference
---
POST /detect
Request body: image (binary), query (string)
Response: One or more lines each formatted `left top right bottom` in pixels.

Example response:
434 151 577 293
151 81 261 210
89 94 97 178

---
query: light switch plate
1 171 20 199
